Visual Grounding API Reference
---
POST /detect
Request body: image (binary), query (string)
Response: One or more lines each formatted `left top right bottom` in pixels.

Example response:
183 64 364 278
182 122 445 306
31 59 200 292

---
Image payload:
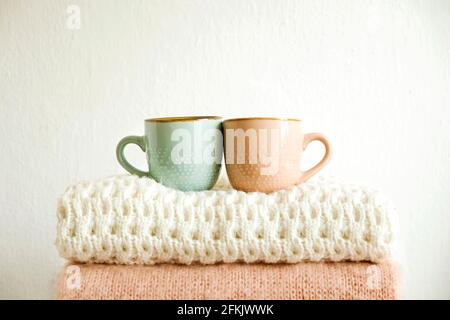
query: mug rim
145 116 222 123
223 117 301 123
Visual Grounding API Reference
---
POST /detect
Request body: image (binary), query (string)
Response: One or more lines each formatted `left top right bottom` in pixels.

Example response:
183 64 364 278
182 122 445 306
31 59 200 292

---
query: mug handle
300 133 332 183
116 135 149 177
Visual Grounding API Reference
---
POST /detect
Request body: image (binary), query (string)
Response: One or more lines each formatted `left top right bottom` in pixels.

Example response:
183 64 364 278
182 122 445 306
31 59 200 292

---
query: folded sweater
56 262 398 300
56 175 394 265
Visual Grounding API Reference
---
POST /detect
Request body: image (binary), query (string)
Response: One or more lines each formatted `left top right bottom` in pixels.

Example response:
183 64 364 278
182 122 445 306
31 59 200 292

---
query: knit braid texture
56 175 394 265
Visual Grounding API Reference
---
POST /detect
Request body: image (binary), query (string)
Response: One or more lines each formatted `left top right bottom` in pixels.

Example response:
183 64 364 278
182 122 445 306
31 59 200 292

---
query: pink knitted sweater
56 262 397 300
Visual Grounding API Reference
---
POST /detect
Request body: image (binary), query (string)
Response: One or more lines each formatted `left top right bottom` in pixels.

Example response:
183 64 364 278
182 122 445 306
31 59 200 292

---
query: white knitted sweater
56 175 394 265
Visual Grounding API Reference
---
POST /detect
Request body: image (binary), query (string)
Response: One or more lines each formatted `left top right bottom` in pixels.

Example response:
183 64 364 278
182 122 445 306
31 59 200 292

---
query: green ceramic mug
116 116 223 191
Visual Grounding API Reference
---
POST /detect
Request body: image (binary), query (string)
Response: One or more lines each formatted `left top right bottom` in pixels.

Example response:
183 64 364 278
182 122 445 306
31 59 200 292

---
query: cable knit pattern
56 175 394 265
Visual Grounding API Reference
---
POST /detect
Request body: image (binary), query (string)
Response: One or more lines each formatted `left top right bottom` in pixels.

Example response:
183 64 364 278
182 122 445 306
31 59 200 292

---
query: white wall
1 0 449 299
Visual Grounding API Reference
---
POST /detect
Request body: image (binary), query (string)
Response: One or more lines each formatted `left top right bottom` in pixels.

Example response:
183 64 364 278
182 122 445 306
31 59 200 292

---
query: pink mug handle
300 133 332 183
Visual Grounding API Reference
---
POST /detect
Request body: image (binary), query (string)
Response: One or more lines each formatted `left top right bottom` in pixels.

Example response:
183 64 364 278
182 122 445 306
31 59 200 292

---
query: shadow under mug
116 116 223 191
223 117 332 193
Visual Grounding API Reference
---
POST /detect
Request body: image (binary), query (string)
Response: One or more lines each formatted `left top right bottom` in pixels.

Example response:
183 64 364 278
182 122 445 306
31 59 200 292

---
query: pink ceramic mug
223 117 332 193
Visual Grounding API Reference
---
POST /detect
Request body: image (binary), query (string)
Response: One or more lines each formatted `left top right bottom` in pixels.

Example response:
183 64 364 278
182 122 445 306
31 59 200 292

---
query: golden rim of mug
223 117 301 123
145 116 222 123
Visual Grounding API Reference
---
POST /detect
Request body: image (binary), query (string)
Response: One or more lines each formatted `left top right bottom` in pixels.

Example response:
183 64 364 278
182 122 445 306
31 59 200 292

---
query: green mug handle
116 135 149 177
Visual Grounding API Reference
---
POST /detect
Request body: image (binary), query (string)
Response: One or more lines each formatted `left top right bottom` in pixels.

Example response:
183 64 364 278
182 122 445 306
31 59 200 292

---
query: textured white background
1 0 449 299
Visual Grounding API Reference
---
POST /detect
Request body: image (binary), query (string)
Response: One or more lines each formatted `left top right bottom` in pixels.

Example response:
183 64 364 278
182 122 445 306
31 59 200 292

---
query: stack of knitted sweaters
55 175 398 299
